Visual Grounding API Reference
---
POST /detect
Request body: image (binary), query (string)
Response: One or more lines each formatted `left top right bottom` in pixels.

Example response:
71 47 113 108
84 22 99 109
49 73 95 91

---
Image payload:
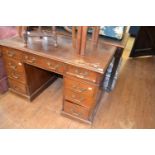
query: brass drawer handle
47 62 60 70
72 85 87 93
7 51 15 57
14 86 20 91
25 56 36 64
11 73 19 79
74 69 88 78
71 94 84 103
71 108 81 117
8 62 17 70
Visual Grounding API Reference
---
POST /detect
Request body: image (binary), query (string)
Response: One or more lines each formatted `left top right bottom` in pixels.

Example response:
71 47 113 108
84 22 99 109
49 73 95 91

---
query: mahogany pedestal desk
0 35 120 124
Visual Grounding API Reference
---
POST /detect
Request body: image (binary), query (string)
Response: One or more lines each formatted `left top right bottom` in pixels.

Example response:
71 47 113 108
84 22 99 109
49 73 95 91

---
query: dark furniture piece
130 26 155 57
129 26 140 37
0 28 128 124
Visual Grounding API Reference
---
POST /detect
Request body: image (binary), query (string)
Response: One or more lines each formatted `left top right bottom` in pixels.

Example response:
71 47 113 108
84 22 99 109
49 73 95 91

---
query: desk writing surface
0 35 117 74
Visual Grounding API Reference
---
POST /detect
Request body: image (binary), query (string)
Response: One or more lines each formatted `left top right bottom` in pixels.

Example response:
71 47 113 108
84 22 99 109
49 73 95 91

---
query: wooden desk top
0 35 117 74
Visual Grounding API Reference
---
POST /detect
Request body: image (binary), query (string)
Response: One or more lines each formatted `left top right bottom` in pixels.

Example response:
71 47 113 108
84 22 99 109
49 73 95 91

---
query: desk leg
106 47 123 92
23 27 28 45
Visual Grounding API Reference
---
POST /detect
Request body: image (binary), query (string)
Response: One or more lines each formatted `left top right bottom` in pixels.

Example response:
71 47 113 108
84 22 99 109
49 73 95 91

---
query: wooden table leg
106 47 123 92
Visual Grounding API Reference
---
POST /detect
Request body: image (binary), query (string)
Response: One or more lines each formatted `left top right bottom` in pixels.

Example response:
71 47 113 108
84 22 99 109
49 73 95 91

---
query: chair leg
76 26 83 54
80 26 88 56
72 26 77 49
91 26 100 48
52 26 58 47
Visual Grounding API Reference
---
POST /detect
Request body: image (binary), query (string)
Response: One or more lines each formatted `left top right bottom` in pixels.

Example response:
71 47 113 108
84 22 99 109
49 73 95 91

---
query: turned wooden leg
52 26 58 47
23 26 28 45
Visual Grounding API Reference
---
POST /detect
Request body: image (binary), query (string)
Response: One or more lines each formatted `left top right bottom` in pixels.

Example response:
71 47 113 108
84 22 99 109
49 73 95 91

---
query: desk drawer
63 101 90 120
4 58 25 74
23 53 64 74
2 47 22 60
41 58 64 74
65 90 95 108
66 65 100 83
8 78 28 95
64 77 97 97
7 70 27 84
23 53 41 65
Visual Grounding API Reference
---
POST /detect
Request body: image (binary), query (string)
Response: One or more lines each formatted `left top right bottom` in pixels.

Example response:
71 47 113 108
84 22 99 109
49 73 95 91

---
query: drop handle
47 62 60 70
7 51 15 57
11 73 19 79
74 69 88 77
71 108 81 117
72 85 87 93
71 94 84 103
8 62 17 70
25 56 36 64
14 86 19 91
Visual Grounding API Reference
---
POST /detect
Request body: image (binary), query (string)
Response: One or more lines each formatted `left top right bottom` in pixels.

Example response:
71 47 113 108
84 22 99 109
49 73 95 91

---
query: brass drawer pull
11 73 19 79
8 62 17 70
71 94 84 103
71 108 81 117
25 56 36 64
72 85 87 93
14 86 20 91
7 51 15 57
74 69 88 78
47 62 60 70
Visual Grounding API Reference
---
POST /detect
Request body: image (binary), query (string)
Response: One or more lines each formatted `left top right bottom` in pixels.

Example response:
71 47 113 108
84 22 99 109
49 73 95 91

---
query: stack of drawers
2 47 28 97
63 65 102 123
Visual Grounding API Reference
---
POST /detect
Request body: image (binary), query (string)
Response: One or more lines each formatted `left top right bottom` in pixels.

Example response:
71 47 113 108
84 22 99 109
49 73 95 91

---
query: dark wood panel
130 26 155 57
24 64 57 95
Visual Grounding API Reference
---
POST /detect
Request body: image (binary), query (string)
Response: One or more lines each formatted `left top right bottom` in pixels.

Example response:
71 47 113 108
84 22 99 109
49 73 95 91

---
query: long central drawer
22 53 64 74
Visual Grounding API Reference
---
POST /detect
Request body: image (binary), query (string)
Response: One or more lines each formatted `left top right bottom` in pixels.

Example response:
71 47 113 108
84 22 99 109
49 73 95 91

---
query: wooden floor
1 37 155 128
